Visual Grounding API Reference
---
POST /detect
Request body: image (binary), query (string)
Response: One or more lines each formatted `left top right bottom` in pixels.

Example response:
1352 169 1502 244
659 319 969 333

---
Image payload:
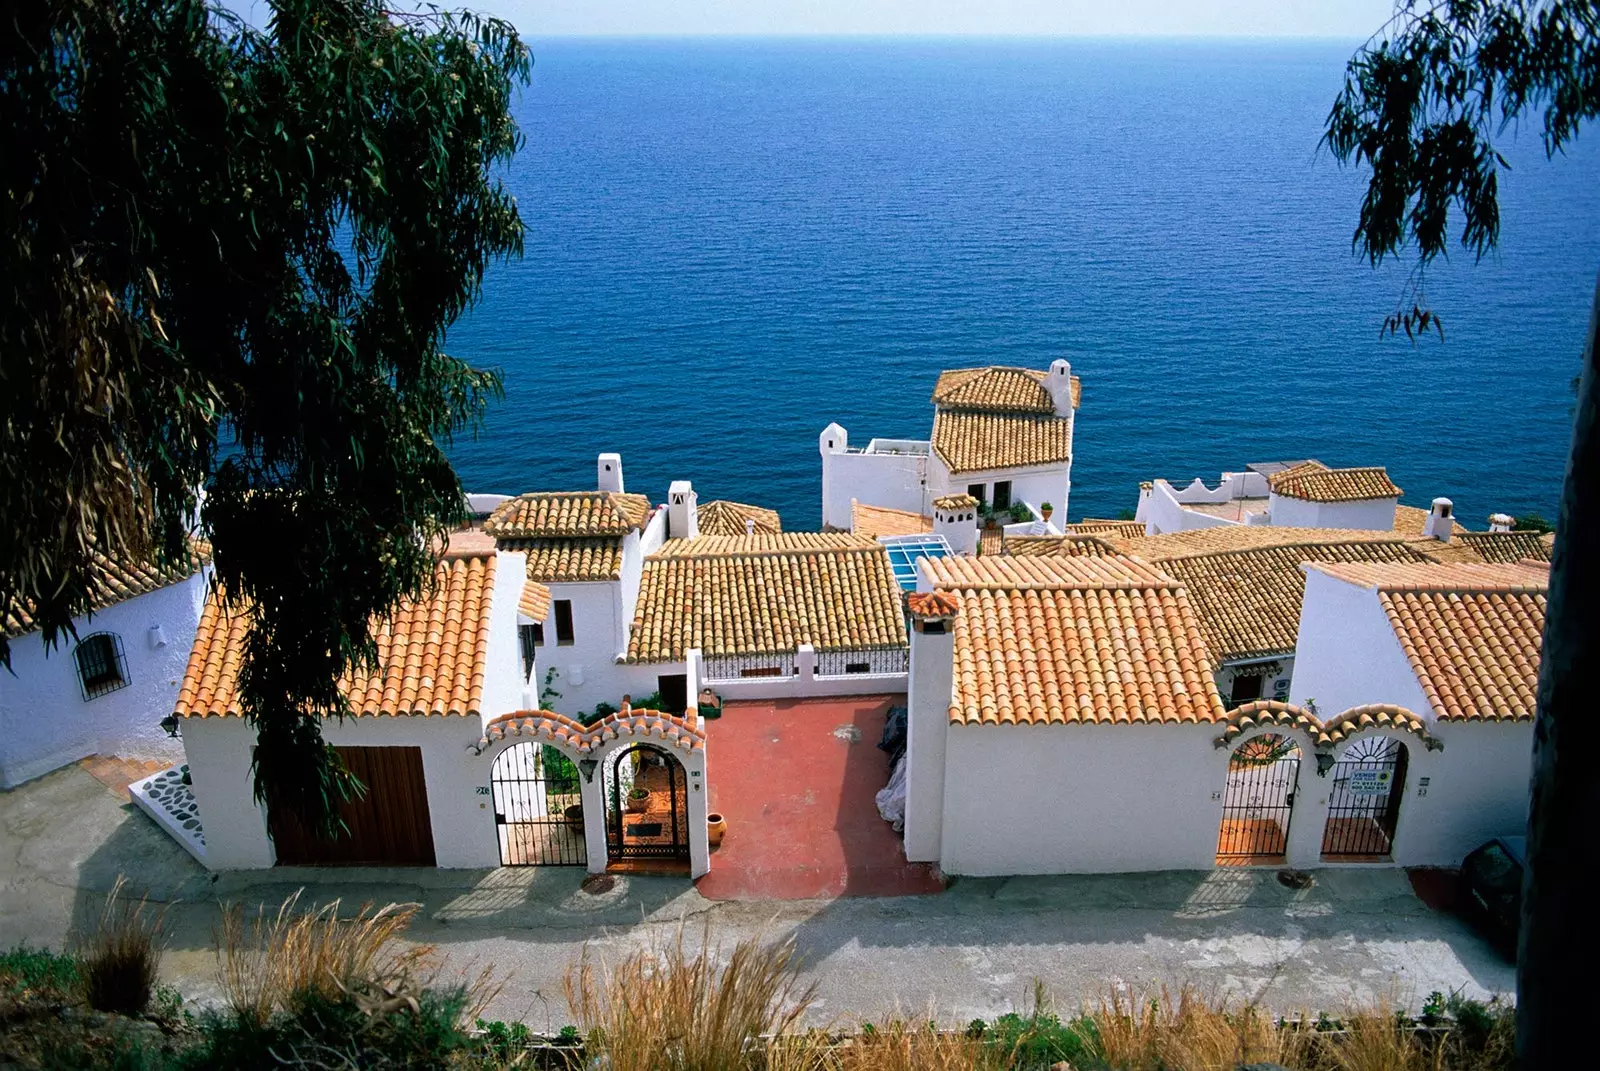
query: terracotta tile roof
905 591 961 618
519 580 551 621
625 534 907 662
931 410 1074 474
696 500 782 536
932 493 980 512
1391 504 1466 540
1456 530 1556 564
1214 700 1440 751
978 528 1004 556
482 704 705 754
177 554 497 718
5 540 212 640
923 555 1225 726
932 366 1079 413
1267 461 1402 503
852 500 933 540
485 491 652 539
1064 519 1147 538
1110 525 1412 561
1151 539 1433 662
1000 534 1119 558
1305 561 1548 721
506 538 625 582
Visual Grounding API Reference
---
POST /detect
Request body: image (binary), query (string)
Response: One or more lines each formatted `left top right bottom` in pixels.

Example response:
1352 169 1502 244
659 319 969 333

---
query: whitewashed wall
1290 569 1433 717
1 571 209 788
819 424 930 530
926 454 1071 520
1392 720 1532 865
1142 481 1239 535
482 551 527 718
182 713 499 870
937 721 1223 875
1268 494 1397 532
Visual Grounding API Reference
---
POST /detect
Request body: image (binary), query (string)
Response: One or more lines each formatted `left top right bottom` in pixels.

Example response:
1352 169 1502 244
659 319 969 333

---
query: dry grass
1090 983 1304 1071
565 923 816 1071
214 890 432 1026
75 875 165 1016
1326 997 1445 1071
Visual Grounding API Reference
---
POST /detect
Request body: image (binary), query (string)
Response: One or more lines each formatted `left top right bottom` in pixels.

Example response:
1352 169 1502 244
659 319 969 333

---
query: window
967 483 986 505
844 661 871 674
554 600 575 645
518 624 542 678
1229 673 1263 709
992 481 1013 510
75 633 129 700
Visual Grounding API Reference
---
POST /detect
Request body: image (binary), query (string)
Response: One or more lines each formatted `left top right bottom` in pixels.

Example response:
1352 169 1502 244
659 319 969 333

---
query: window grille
75 633 129 700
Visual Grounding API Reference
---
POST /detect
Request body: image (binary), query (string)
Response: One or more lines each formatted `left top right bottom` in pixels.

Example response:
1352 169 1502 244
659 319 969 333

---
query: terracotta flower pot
707 813 727 847
627 790 650 814
564 805 584 832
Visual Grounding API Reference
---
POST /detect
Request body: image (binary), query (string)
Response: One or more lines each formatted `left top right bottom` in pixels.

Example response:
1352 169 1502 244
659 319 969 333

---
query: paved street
1 763 1514 1028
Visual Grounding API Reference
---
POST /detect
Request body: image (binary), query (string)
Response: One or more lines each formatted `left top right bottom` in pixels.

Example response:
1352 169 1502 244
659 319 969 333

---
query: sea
444 37 1600 528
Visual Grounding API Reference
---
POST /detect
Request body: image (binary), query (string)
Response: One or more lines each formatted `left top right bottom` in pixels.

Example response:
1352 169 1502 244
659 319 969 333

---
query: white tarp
876 753 908 831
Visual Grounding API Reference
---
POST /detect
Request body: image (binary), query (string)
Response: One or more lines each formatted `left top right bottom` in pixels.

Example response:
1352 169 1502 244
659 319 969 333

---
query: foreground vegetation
0 887 1513 1070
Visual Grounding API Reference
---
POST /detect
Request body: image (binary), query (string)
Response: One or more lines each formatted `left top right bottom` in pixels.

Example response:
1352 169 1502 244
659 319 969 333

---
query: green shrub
0 945 81 1001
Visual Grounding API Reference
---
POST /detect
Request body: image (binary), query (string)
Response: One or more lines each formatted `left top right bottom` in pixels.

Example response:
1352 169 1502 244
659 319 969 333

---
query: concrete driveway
0 763 1514 1028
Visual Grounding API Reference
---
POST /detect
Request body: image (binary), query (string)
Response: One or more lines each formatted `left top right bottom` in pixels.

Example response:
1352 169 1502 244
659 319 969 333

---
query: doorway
1215 734 1301 866
1322 737 1408 860
604 743 689 871
490 742 587 866
658 673 689 715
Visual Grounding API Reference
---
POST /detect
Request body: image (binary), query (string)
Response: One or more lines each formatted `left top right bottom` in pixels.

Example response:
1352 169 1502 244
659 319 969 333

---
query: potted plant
1007 501 1032 524
1040 502 1054 522
627 787 650 813
564 804 584 832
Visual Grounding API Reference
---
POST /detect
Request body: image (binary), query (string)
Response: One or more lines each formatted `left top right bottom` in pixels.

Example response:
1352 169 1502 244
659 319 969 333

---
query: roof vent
1423 497 1454 542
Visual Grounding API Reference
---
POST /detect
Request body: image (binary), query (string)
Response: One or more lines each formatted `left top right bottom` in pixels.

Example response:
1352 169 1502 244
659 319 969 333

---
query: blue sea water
444 37 1599 528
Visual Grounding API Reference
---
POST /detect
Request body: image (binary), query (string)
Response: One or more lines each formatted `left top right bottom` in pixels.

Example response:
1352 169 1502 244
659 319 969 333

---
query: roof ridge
1154 537 1413 564
650 542 884 562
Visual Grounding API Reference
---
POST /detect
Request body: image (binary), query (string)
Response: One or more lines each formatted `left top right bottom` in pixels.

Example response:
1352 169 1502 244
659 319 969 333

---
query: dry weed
75 875 166 1016
1329 995 1445 1071
214 890 430 1025
566 921 815 1071
1091 983 1302 1071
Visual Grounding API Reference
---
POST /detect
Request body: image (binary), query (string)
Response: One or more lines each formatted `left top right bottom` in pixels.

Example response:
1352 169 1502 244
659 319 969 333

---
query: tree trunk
1518 270 1600 1066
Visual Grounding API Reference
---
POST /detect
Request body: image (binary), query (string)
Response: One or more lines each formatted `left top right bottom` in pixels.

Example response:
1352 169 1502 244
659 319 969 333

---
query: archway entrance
1322 737 1408 860
1216 733 1301 866
605 743 690 870
490 742 587 866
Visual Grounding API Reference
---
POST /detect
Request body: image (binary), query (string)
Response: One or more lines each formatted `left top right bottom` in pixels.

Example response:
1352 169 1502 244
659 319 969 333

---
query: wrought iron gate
1322 739 1408 859
606 743 689 863
491 742 587 866
1216 734 1301 861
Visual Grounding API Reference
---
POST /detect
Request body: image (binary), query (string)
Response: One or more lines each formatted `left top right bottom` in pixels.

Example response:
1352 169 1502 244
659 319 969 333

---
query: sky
223 1 1399 38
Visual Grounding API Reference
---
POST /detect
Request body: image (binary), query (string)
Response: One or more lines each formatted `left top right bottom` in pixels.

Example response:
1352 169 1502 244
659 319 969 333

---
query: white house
1 544 211 788
1137 460 1403 535
821 362 1079 531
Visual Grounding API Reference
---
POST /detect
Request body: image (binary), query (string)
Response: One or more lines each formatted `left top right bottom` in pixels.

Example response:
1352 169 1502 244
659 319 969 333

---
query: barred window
75 633 129 700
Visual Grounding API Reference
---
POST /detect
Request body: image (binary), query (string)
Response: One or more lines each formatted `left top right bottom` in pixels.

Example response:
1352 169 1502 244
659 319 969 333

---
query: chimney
932 493 979 557
668 480 699 541
903 590 960 864
1423 497 1454 541
597 453 624 494
745 517 756 535
1046 358 1075 417
1488 512 1514 533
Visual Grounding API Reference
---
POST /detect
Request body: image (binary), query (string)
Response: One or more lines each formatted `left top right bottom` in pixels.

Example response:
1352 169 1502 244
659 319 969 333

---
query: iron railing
702 653 796 682
815 647 909 678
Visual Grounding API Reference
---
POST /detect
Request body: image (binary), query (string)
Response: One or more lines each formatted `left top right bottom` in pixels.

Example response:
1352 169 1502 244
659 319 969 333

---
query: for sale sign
1347 768 1394 797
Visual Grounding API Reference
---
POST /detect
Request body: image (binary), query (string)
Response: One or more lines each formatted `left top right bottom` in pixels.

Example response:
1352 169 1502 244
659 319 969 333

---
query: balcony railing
815 647 910 678
702 653 797 683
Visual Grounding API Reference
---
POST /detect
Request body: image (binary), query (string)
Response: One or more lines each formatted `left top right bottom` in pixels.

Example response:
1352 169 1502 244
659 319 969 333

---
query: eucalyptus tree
1325 2 1598 1061
1 0 529 832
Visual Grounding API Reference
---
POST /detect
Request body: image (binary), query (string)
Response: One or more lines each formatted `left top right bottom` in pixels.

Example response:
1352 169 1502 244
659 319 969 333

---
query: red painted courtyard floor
693 694 945 901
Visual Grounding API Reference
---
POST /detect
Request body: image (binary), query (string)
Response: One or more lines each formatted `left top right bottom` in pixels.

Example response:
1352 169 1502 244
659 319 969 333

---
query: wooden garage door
268 746 437 866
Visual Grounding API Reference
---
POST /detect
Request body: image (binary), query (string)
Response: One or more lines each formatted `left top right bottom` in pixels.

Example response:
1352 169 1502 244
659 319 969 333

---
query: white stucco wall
821 438 930 530
938 721 1223 875
903 625 953 863
182 712 501 870
1289 570 1433 718
1268 494 1398 532
1392 720 1532 866
1142 481 1239 535
533 580 630 712
1 571 209 788
481 550 528 719
926 455 1071 521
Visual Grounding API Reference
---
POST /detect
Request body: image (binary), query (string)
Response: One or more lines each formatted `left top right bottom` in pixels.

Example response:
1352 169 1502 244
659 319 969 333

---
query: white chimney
903 590 960 863
668 480 699 541
1488 513 1515 533
1046 358 1075 417
819 422 847 455
931 493 979 557
1423 497 1454 541
745 517 756 535
597 453 624 494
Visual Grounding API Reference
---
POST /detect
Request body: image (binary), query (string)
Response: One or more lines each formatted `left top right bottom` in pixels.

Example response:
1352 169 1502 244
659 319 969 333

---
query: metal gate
1216 734 1301 861
1322 739 1408 859
606 743 689 863
491 742 587 866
